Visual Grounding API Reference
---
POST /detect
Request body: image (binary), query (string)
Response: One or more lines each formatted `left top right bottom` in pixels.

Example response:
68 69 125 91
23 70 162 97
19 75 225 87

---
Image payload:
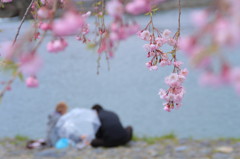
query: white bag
56 108 101 145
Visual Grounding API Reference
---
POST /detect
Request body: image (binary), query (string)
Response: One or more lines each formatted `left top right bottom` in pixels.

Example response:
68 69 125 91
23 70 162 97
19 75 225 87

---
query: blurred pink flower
19 53 43 76
47 39 68 53
26 76 39 88
199 71 222 87
155 37 166 47
191 10 208 27
174 61 183 68
127 24 140 35
40 0 45 4
158 89 166 99
52 12 85 36
180 68 189 77
163 103 171 112
178 37 196 55
165 73 179 87
230 68 240 94
37 7 51 19
0 41 14 60
1 0 12 3
126 0 164 15
39 22 52 31
159 59 171 67
149 65 158 71
106 0 124 18
167 38 176 46
162 29 172 38
126 0 149 15
139 30 151 41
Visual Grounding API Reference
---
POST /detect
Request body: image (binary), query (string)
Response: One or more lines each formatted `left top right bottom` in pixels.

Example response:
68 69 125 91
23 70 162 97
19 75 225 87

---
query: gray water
0 8 239 139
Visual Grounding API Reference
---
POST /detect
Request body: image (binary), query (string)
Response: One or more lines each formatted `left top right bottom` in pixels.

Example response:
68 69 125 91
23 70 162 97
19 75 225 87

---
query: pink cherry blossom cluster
0 40 42 89
138 11 188 111
199 63 240 95
96 21 139 58
94 0 140 58
179 0 240 94
159 68 188 112
37 10 90 51
47 38 68 53
0 0 91 91
138 29 176 71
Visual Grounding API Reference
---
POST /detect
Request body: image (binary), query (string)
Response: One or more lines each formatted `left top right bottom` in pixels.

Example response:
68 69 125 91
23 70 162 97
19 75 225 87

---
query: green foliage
0 60 23 81
145 7 159 16
14 135 29 142
94 1 102 7
132 133 176 144
86 42 97 50
0 135 29 146
0 3 4 8
0 60 18 72
17 72 24 81
76 1 85 6
217 137 240 143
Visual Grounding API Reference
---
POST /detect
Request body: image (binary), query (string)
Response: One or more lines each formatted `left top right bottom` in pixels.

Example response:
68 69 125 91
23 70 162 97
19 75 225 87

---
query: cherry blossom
52 11 86 36
47 39 68 53
1 0 12 3
106 0 124 18
26 76 39 88
18 53 43 76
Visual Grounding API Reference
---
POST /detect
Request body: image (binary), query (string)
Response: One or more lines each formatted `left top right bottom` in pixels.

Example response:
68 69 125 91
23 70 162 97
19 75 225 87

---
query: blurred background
0 0 239 140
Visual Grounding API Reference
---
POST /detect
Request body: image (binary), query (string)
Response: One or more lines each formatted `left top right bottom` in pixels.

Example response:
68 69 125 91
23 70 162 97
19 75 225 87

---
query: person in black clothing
91 104 133 147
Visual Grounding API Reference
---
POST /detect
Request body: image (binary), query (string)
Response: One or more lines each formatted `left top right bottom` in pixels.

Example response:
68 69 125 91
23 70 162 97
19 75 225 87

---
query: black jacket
96 109 128 143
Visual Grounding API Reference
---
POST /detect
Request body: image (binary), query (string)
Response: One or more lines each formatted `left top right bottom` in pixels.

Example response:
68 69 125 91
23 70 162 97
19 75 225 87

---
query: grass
217 137 240 143
14 135 29 142
0 135 30 146
132 133 177 144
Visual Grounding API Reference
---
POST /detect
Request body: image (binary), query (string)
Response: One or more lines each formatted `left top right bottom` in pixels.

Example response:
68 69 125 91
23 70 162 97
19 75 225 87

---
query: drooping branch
172 0 181 64
13 0 35 45
33 0 59 52
0 72 19 98
176 0 181 41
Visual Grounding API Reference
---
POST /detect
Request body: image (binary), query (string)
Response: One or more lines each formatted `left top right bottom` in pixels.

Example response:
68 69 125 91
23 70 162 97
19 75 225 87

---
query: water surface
0 9 239 139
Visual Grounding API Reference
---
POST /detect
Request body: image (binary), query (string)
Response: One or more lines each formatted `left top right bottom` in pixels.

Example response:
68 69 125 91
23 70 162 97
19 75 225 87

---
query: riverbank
1 136 240 159
0 0 211 18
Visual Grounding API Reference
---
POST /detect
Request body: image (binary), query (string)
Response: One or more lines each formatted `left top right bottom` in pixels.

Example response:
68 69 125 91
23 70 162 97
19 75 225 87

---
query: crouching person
91 104 133 148
46 102 68 147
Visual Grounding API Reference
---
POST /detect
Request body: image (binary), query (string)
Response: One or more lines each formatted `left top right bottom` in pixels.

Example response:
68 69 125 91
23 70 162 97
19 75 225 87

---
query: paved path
1 138 240 159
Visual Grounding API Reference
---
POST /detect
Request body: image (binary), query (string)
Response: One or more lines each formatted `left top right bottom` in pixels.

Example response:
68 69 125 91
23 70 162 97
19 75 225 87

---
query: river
0 8 239 139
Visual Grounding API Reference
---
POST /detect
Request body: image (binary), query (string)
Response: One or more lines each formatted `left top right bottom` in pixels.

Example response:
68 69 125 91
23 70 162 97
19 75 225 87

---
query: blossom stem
0 72 19 98
13 0 35 45
33 0 58 52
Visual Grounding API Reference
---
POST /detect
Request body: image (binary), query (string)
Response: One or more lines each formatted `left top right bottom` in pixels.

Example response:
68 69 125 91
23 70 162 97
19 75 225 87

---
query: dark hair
92 104 103 113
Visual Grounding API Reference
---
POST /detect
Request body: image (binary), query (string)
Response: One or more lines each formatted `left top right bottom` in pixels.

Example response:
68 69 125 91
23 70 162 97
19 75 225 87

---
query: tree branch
13 0 35 45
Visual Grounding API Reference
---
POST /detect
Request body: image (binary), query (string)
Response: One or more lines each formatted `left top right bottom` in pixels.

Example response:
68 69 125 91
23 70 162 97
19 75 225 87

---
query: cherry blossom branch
177 0 181 41
0 72 19 98
33 0 58 52
0 0 58 98
172 0 181 71
13 0 35 45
